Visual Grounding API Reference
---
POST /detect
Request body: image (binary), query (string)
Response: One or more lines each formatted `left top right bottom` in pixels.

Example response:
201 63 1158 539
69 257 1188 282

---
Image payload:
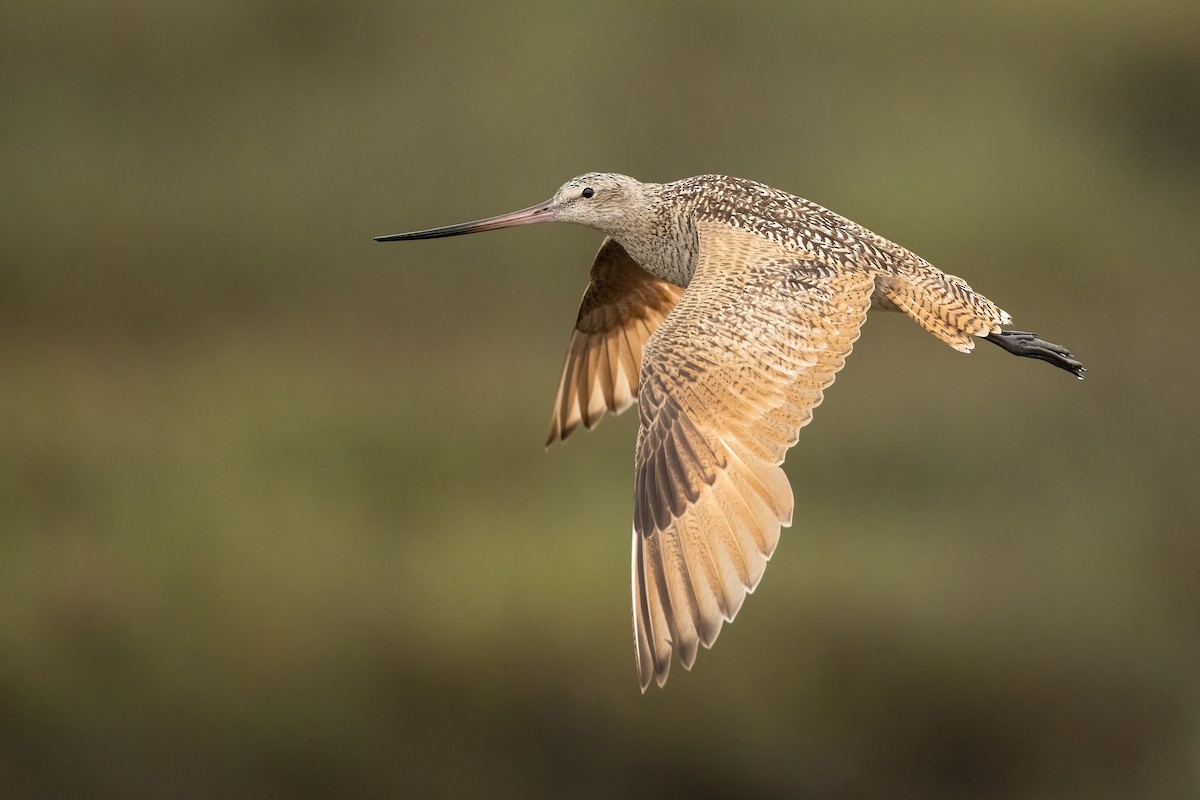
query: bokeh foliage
2 1 1198 798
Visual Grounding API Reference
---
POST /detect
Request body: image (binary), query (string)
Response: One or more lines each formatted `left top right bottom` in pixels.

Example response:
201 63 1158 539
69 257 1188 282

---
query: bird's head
544 172 647 234
374 172 652 242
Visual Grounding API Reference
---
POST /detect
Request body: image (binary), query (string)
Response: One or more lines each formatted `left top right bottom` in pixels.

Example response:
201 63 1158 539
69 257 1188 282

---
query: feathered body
377 172 1084 691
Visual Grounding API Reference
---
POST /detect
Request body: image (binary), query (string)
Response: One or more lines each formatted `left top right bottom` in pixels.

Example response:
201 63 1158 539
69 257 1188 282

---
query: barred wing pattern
631 222 876 690
546 238 685 446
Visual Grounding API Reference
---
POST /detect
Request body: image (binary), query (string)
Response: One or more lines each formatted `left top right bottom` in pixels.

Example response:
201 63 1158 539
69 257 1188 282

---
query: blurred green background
2 1 1198 798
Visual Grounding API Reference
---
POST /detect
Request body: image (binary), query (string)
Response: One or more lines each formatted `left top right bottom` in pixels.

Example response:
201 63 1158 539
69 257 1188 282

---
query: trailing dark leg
984 330 1086 379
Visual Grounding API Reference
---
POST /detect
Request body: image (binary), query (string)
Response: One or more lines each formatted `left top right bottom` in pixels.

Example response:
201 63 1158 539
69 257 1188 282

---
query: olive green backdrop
2 2 1197 798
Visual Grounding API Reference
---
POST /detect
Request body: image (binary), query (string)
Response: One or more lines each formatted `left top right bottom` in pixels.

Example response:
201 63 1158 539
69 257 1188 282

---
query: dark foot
984 330 1086 380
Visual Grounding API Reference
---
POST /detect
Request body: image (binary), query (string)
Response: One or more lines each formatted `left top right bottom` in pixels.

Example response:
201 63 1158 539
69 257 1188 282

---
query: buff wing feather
546 238 685 446
631 223 876 690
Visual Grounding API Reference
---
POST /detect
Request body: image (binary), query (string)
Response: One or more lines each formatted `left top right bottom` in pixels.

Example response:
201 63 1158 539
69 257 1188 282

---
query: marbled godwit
376 173 1085 691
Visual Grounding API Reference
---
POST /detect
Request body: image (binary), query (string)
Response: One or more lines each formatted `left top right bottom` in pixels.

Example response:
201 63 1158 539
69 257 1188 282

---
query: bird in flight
376 173 1085 691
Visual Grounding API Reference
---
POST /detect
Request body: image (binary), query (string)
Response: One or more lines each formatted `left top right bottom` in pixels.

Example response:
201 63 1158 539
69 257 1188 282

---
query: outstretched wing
546 238 685 446
632 222 876 690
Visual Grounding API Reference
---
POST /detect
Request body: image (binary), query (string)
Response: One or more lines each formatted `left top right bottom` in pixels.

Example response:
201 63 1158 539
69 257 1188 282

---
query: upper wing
546 238 685 446
632 222 877 690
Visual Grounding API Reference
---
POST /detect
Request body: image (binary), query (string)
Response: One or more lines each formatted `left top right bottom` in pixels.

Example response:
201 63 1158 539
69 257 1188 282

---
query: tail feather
874 269 1010 352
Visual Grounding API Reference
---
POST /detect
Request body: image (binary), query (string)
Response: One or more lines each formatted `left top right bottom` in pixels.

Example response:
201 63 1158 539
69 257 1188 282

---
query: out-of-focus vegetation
2 1 1198 797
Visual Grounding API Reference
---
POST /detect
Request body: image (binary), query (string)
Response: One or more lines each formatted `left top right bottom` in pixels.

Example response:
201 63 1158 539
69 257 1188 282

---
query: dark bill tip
374 200 555 242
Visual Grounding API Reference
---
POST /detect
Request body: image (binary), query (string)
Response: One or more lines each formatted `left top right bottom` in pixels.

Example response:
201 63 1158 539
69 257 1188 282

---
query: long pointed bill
374 200 556 242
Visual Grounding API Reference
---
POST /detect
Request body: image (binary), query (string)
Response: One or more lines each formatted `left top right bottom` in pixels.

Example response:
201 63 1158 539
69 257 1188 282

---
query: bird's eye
581 187 594 199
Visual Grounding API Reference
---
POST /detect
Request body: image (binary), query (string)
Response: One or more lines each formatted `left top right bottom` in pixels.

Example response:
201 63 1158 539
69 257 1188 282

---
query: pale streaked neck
609 182 699 287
